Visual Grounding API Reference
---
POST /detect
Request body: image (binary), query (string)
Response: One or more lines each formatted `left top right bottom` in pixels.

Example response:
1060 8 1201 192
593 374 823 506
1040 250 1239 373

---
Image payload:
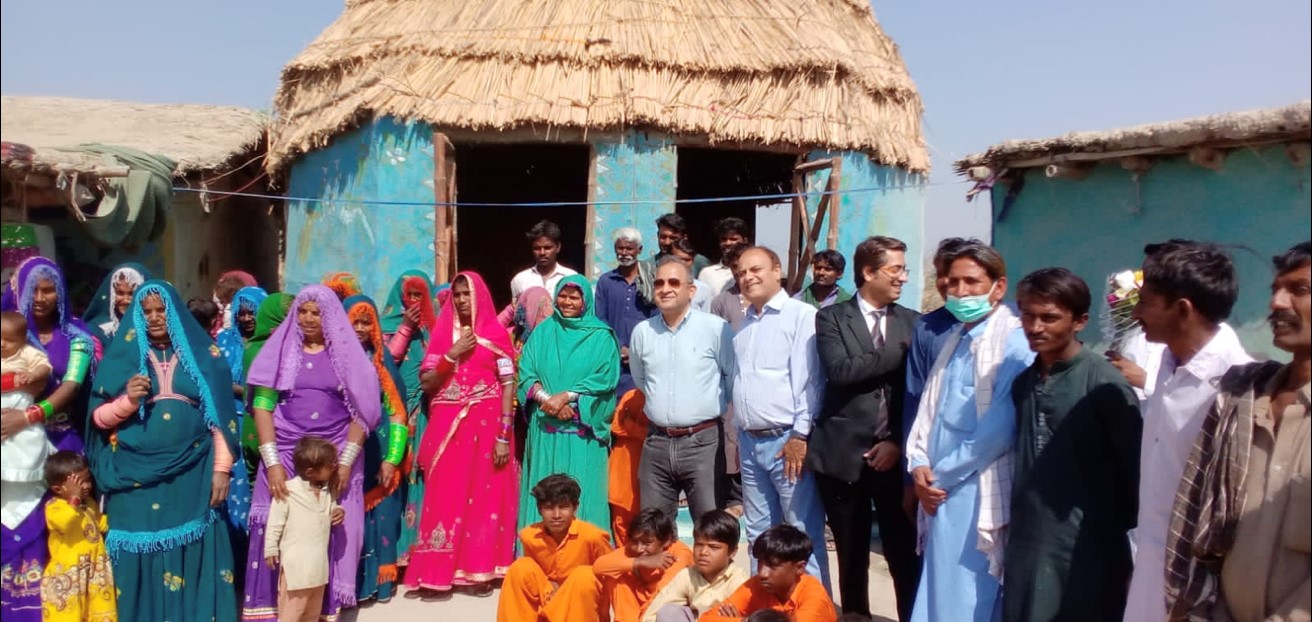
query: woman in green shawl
85 280 239 621
515 274 620 532
379 270 444 563
239 292 294 478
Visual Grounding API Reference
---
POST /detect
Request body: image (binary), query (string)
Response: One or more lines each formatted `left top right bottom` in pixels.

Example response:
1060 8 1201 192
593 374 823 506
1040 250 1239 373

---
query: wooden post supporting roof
433 133 457 284
787 157 842 293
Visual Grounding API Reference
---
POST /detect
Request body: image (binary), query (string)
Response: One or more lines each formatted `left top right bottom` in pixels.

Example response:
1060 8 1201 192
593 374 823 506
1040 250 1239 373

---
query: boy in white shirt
644 510 748 622
264 436 346 622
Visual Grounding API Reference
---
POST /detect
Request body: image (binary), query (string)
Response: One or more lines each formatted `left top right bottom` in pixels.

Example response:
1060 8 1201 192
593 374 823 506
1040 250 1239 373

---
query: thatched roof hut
268 0 928 173
1 95 268 180
955 101 1311 174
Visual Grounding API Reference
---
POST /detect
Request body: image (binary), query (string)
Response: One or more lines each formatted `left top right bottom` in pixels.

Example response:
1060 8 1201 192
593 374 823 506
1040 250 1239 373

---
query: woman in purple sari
241 285 381 621
0 257 97 622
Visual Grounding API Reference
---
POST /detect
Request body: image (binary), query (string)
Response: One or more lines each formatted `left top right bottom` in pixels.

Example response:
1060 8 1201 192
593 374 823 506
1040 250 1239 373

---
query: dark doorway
455 143 591 309
675 148 797 265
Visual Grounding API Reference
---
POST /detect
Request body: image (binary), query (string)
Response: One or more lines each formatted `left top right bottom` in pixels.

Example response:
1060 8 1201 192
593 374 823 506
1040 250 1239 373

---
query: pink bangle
113 395 138 418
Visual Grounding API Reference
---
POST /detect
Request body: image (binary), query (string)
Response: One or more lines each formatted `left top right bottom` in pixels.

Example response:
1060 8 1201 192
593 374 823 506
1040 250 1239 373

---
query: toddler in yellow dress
40 451 116 622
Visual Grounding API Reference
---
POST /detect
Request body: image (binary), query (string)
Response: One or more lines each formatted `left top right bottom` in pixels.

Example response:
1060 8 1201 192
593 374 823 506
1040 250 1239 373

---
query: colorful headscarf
323 271 363 301
86 279 241 548
216 286 268 383
245 285 381 427
424 272 515 367
513 286 554 344
380 270 436 335
242 293 294 374
344 295 408 510
516 274 620 442
91 281 234 431
344 295 407 426
83 262 151 343
13 257 97 382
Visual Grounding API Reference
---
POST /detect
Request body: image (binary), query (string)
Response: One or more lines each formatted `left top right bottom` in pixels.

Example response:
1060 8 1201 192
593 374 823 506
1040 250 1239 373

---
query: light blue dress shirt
732 289 825 436
629 308 735 428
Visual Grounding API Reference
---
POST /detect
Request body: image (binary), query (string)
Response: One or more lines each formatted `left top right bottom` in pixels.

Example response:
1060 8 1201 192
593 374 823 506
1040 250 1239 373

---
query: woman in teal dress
379 271 442 564
515 275 620 532
85 280 238 621
345 295 409 603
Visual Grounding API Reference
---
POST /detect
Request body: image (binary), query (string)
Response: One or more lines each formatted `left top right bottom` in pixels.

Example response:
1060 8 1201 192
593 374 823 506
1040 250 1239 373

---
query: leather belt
650 419 719 438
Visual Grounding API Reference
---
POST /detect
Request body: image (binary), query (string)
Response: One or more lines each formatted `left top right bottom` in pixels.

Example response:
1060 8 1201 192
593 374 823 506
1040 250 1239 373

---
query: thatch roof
1 95 268 177
269 0 928 173
956 101 1312 173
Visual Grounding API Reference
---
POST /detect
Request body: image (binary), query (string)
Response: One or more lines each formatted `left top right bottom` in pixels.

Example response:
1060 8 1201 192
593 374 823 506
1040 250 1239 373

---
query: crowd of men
504 211 1310 622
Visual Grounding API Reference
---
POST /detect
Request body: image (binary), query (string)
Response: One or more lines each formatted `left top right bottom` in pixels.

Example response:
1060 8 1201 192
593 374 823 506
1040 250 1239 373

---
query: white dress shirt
856 295 887 344
510 263 577 303
1123 323 1251 622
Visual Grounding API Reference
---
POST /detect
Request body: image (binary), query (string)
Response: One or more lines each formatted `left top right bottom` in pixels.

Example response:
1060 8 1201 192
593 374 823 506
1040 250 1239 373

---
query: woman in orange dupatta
404 272 519 597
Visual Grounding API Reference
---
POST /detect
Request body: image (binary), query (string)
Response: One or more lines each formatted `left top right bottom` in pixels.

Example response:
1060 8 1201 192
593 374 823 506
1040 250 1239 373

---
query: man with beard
1003 268 1140 621
699 218 751 296
510 219 577 305
1123 240 1251 622
596 227 660 398
1165 241 1311 622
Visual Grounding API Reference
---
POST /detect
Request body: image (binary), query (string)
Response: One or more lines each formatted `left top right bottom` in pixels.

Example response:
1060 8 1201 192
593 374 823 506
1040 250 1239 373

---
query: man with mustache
1164 240 1311 622
510 219 577 306
1003 268 1141 621
1123 240 1252 622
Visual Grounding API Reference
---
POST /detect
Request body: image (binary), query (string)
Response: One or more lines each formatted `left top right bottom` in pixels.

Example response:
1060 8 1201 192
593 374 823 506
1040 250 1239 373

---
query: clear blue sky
3 0 1309 244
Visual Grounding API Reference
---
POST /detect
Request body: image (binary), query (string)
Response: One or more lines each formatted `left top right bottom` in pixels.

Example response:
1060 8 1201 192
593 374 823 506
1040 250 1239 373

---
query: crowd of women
0 256 611 621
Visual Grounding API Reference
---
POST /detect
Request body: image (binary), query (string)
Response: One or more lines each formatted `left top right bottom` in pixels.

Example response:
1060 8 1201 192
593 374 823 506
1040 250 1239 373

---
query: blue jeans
739 429 831 591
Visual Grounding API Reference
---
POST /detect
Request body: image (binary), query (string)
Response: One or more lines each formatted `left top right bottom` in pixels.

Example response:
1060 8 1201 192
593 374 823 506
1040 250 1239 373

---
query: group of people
0 210 1306 622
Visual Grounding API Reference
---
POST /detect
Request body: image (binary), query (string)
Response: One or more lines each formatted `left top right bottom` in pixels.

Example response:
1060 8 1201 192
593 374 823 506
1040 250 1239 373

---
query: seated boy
699 524 836 622
645 509 749 622
594 508 694 622
497 474 614 622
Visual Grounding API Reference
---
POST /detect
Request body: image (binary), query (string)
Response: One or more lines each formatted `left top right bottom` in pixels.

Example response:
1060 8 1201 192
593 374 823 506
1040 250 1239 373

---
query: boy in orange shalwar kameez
699 524 836 622
609 389 649 546
594 508 694 622
497 474 614 622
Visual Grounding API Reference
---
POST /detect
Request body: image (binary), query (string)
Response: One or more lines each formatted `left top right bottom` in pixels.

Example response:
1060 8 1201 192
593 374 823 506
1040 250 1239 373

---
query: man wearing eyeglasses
808 236 921 621
629 257 736 524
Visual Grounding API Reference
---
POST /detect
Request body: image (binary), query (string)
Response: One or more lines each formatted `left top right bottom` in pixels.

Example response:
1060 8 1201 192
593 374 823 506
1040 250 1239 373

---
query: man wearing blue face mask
904 242 1035 622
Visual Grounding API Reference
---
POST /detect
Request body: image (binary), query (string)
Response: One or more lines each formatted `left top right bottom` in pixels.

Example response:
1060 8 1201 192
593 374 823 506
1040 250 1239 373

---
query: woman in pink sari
404 272 518 598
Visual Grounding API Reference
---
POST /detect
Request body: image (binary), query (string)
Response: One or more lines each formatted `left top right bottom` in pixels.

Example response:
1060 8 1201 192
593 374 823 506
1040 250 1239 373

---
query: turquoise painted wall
991 144 1312 360
802 151 928 310
284 118 437 304
588 131 676 278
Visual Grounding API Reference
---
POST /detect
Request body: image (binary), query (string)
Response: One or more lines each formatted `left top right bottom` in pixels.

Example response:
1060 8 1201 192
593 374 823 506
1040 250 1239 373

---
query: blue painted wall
588 131 677 278
990 144 1312 360
801 151 928 310
284 118 437 304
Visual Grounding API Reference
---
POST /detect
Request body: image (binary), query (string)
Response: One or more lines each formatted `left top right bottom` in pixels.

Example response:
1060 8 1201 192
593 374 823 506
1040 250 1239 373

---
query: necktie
871 308 889 435
870 308 886 348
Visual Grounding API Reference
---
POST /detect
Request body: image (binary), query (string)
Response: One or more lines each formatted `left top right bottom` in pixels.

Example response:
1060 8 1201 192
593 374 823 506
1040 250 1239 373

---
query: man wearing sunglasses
629 257 736 524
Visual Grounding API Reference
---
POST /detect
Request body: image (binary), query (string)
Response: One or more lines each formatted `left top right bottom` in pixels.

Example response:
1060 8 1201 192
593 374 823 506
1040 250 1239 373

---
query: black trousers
816 467 921 621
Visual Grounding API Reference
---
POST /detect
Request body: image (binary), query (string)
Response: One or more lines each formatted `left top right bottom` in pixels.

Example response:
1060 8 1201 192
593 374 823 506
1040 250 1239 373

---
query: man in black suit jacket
806 236 921 621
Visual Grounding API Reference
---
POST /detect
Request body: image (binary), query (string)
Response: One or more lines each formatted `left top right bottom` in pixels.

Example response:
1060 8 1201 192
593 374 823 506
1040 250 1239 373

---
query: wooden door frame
787 157 842 293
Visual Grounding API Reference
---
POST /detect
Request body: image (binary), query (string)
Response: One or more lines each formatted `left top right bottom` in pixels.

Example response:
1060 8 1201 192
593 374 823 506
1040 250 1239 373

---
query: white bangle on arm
338 442 363 468
259 442 281 469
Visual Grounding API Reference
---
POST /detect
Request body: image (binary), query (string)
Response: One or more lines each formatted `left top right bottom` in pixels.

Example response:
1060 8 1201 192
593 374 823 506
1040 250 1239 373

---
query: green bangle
37 400 54 419
384 422 408 465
